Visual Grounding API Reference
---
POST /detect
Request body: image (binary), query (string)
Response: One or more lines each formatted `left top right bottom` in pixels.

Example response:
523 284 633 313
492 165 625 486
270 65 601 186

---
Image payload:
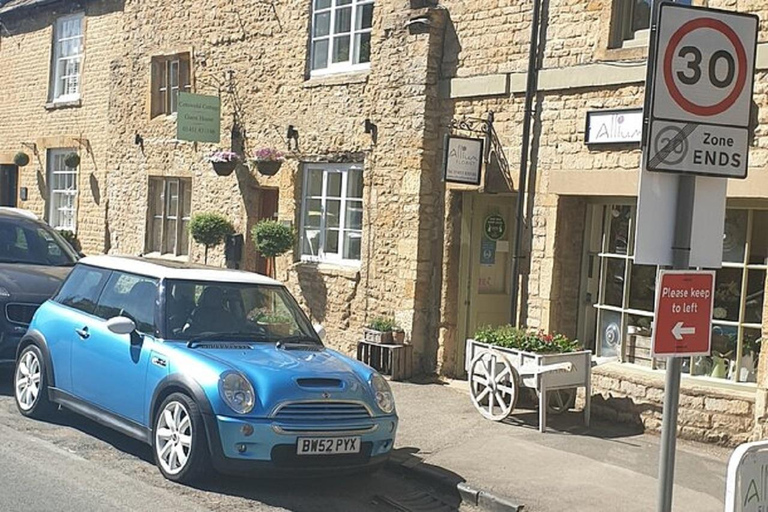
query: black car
0 208 79 363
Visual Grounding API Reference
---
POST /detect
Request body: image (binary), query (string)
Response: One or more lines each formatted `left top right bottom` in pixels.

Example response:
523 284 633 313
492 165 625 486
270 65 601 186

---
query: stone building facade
3 0 768 446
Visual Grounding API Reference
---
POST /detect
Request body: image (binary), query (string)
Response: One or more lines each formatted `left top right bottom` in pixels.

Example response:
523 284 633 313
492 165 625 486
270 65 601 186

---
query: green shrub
58 229 81 252
251 220 294 258
189 213 235 263
474 325 581 354
368 317 397 332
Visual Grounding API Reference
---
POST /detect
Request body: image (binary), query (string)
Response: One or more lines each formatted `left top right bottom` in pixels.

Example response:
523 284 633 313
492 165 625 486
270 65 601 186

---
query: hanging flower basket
13 152 30 167
251 148 285 176
208 150 240 176
64 152 80 169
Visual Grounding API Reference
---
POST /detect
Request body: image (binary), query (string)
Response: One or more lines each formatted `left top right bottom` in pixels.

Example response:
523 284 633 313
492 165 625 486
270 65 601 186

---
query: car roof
0 207 39 220
79 255 282 286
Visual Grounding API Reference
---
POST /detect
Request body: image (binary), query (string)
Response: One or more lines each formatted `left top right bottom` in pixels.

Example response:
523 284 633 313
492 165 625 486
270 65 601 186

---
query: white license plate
296 436 361 455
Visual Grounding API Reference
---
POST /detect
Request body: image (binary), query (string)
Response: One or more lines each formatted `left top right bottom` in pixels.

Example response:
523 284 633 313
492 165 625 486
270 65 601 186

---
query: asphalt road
0 371 466 512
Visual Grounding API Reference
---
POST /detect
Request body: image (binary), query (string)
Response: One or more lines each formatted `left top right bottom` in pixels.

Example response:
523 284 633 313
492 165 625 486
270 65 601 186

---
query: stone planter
212 161 237 176
254 160 282 176
364 328 393 345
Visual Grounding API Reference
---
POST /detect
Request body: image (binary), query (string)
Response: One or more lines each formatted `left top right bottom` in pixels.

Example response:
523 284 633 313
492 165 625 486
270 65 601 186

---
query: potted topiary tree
13 152 29 167
58 229 82 253
64 152 80 169
189 213 235 264
251 220 294 278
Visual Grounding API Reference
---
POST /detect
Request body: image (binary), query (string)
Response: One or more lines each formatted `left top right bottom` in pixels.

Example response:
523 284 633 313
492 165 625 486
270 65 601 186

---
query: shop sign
585 109 643 145
646 3 757 178
484 214 506 241
725 441 768 512
480 238 496 266
443 136 483 186
177 92 221 143
652 270 715 357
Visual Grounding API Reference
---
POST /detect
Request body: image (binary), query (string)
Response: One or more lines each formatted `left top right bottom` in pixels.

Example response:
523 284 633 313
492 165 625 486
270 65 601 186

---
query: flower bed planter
464 338 592 433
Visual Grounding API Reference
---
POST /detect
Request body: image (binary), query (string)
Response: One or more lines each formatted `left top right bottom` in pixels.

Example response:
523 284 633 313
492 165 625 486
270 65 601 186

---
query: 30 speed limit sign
647 3 758 179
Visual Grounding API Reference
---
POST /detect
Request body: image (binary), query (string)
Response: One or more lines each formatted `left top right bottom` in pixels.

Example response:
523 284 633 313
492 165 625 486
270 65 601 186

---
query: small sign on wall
177 92 221 143
480 238 496 266
585 109 643 145
443 135 484 185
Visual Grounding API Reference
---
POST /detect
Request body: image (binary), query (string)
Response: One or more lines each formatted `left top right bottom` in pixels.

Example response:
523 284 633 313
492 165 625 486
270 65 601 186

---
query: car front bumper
203 413 398 476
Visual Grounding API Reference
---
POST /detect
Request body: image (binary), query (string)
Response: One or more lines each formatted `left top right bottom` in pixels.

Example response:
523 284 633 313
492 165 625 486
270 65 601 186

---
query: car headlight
370 373 395 414
0 286 10 298
219 371 255 415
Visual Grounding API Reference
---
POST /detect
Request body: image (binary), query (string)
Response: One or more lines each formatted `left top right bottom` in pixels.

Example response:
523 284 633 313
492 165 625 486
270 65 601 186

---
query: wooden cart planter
465 339 592 433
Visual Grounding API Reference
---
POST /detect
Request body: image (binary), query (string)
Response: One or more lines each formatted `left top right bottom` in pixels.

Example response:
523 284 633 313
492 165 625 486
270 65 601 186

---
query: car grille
5 303 38 326
272 401 372 421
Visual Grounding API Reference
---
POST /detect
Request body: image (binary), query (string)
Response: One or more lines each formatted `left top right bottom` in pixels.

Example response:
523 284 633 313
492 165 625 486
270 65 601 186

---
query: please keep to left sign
652 270 716 357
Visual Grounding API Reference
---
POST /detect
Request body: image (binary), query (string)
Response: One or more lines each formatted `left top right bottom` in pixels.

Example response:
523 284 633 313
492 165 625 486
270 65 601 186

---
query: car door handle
75 327 90 340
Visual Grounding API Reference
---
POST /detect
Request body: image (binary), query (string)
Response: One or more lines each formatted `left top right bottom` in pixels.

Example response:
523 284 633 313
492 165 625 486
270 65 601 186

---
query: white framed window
51 13 84 102
146 177 191 257
150 53 191 118
590 203 766 385
609 0 691 49
310 0 373 76
300 163 363 264
47 149 78 231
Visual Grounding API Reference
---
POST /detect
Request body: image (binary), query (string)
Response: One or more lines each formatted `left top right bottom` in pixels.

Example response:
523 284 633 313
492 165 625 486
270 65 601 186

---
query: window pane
166 181 179 217
723 209 747 263
343 231 361 260
149 180 163 216
337 0 352 6
744 269 765 325
312 39 329 70
603 258 625 307
628 263 656 312
314 11 331 37
713 267 743 322
598 309 621 358
170 61 179 88
164 219 177 254
607 206 630 255
56 265 111 315
749 211 768 265
303 229 321 256
740 328 761 383
95 273 159 334
304 199 322 228
354 32 371 64
710 324 738 379
307 169 323 196
315 0 331 8
631 0 651 32
326 199 341 228
181 181 192 219
345 201 363 230
327 172 342 197
325 229 339 254
346 169 363 198
335 6 352 32
356 3 373 30
149 218 162 253
332 35 351 63
180 220 189 256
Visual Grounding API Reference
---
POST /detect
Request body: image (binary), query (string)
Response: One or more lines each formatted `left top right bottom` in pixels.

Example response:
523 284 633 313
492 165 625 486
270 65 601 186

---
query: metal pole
657 174 695 512
510 0 542 326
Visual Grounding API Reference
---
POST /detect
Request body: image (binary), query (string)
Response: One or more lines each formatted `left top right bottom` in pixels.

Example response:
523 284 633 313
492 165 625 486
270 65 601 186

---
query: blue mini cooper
14 256 397 482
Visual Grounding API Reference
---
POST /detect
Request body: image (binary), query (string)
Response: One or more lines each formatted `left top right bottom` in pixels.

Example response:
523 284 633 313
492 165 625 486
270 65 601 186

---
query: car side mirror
313 324 326 341
106 316 136 335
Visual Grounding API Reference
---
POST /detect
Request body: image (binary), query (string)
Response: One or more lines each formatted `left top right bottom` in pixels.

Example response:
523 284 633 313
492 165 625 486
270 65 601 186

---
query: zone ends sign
646 4 758 179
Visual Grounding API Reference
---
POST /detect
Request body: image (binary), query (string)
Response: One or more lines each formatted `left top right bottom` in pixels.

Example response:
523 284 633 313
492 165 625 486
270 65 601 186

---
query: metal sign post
637 3 759 512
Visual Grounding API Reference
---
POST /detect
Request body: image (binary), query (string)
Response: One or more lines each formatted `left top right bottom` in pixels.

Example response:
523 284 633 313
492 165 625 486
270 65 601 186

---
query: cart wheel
468 350 519 421
537 388 576 415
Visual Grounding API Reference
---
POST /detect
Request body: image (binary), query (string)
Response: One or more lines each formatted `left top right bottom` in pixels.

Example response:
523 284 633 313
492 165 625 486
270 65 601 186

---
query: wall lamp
134 132 144 151
364 118 378 144
287 125 299 151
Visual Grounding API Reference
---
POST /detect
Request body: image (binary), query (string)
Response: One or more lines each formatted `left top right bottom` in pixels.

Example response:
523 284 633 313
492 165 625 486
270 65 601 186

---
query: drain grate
373 490 461 512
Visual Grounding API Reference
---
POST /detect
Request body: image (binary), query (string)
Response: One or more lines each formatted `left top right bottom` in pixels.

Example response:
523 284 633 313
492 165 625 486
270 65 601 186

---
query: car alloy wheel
155 401 193 476
15 349 42 411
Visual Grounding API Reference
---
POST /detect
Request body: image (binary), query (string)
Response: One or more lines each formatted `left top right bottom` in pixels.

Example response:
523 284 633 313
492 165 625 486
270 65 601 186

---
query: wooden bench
356 340 413 381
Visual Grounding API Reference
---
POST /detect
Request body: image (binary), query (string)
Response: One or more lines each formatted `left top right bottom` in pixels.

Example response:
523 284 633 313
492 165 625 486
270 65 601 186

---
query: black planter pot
212 161 237 176
255 160 282 176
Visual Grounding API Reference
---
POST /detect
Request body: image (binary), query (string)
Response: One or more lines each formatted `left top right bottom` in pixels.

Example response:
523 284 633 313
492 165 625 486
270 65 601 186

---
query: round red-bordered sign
663 17 747 117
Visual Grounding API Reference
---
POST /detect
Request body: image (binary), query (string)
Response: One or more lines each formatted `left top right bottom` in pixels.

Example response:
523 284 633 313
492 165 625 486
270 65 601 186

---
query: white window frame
310 0 374 77
51 13 84 103
47 149 78 231
300 163 363 266
145 177 191 258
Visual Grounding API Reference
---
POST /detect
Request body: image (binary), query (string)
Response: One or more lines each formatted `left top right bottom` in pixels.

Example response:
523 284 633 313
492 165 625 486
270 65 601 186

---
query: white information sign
646 4 758 179
725 441 768 512
585 109 643 145
444 136 483 186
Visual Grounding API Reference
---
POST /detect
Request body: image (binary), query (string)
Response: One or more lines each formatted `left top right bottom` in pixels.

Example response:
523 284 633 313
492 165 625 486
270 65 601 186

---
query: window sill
292 260 361 279
303 70 370 89
45 99 82 110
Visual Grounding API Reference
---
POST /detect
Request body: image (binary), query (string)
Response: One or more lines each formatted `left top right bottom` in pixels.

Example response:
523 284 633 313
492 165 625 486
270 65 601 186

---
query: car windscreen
164 280 318 342
0 218 78 266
